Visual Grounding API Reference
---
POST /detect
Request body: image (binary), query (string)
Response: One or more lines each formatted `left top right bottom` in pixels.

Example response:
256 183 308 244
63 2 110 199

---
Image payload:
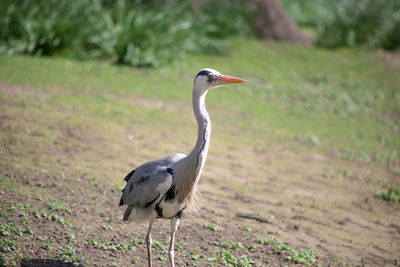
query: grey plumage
118 69 245 267
120 153 185 211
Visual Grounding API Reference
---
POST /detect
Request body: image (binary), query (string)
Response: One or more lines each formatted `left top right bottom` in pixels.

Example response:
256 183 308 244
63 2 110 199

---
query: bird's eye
206 74 213 82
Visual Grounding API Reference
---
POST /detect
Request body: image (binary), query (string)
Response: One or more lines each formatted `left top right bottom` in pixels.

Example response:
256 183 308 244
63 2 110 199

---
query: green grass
376 188 400 204
215 249 260 266
257 237 316 265
206 223 218 232
0 39 398 164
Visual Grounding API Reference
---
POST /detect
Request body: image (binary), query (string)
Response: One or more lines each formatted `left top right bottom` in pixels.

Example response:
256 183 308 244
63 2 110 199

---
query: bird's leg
146 221 154 267
169 217 180 267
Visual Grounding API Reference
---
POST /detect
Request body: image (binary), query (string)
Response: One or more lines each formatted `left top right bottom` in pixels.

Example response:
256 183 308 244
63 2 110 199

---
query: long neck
188 89 211 174
175 87 211 203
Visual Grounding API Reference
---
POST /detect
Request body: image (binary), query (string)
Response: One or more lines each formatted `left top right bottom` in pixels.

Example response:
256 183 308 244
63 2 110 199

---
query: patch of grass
89 239 108 250
0 174 20 192
295 132 320 146
1 39 398 162
323 169 352 179
376 188 400 204
242 225 251 233
67 233 77 241
343 149 371 163
206 223 217 232
187 251 200 261
48 200 72 213
42 242 55 251
216 249 259 266
176 241 184 251
102 225 113 231
128 237 144 248
106 216 115 223
151 240 166 251
33 209 47 219
25 226 34 235
257 237 316 265
34 210 72 227
89 239 131 252
0 220 24 237
60 244 80 263
0 238 20 252
50 213 72 227
0 209 8 217
0 254 18 266
220 238 244 250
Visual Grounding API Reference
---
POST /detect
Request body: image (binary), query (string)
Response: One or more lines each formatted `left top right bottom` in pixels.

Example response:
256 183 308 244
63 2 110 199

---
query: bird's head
194 68 245 93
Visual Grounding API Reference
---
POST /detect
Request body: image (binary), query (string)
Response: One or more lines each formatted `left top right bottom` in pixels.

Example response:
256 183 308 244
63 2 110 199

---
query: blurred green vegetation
0 0 252 67
1 0 399 68
281 0 400 49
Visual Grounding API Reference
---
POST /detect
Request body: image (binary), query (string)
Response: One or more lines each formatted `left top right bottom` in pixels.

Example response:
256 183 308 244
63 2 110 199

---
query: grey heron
119 68 245 267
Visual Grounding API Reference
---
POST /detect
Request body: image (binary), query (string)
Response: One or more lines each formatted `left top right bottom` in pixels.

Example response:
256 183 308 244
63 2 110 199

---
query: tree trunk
253 0 313 45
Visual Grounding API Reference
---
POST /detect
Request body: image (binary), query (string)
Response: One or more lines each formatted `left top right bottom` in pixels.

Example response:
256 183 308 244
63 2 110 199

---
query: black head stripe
196 70 212 78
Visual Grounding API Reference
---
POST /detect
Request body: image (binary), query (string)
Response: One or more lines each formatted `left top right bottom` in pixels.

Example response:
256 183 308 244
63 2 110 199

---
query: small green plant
50 213 72 227
60 244 80 263
154 255 166 261
0 209 8 217
16 203 30 214
376 188 400 204
206 223 217 232
42 243 55 251
221 238 244 250
128 237 144 249
67 233 77 241
34 209 47 219
132 256 139 263
102 225 113 231
25 226 34 235
216 250 238 265
187 251 199 261
243 225 251 232
151 241 166 251
48 200 72 213
110 242 128 251
176 241 184 251
89 239 108 250
38 236 48 242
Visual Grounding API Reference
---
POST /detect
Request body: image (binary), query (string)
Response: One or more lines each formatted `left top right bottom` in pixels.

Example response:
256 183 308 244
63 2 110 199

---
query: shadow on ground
21 259 84 267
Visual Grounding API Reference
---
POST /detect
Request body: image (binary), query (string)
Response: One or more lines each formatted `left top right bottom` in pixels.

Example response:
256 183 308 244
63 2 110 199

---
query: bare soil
0 83 399 266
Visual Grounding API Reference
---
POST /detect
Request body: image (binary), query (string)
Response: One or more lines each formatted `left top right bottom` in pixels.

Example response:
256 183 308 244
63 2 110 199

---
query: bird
119 68 245 267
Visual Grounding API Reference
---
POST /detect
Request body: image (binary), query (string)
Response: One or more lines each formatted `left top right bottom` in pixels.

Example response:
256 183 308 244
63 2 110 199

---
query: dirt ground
0 83 399 266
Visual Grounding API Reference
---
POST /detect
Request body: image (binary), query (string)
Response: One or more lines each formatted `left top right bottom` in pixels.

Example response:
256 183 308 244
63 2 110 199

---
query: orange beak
217 75 246 84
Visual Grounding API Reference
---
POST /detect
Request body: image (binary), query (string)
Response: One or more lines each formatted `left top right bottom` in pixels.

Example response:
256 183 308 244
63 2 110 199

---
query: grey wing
120 153 186 208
